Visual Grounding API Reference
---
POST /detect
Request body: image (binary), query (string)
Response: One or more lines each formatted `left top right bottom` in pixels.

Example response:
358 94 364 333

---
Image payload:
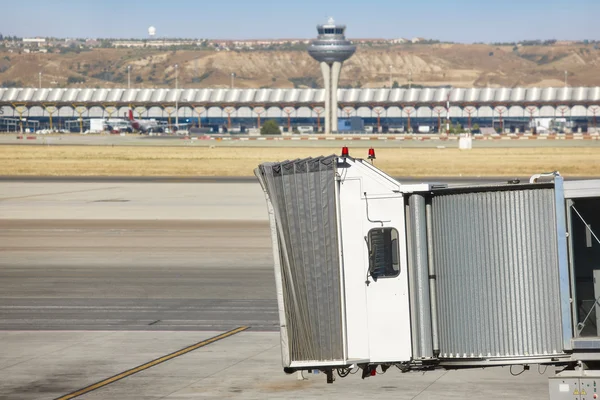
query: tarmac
0 180 557 399
3 132 600 148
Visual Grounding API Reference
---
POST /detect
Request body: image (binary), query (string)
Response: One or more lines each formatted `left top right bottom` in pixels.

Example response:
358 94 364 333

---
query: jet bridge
255 153 600 396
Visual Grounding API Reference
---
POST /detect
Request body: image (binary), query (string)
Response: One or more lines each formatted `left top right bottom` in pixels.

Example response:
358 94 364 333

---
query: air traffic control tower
308 18 356 134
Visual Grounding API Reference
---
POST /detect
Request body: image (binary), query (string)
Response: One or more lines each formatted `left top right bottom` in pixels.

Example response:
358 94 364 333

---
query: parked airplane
127 110 163 134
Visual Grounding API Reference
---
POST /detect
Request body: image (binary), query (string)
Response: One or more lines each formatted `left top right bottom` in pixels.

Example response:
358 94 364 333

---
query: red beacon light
341 146 349 157
368 148 376 160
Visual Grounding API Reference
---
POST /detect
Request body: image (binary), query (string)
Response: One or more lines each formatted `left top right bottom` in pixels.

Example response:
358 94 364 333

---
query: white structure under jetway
256 155 600 394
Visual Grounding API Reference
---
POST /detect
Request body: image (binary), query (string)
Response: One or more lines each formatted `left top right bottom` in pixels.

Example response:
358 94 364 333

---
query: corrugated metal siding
432 188 564 359
257 156 343 363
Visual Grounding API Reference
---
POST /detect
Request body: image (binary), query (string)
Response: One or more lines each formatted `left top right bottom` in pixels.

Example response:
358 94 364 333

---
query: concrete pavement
0 180 558 399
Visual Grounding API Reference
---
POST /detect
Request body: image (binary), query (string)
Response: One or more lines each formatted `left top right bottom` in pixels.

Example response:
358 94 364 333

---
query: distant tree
392 80 400 88
67 76 86 84
1 80 22 88
0 33 3 41
450 122 463 134
472 123 480 133
261 120 280 135
135 75 143 83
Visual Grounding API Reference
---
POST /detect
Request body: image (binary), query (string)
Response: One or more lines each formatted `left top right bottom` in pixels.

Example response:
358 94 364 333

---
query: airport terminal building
1 86 599 133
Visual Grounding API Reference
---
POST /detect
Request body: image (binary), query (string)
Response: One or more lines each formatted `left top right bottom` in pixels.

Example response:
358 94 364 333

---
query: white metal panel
150 89 166 103
525 87 541 103
76 88 94 102
284 89 300 103
236 106 252 118
225 89 241 103
463 88 480 103
416 106 432 118
181 89 195 103
147 106 163 118
404 88 420 103
448 88 464 103
298 89 315 103
106 89 124 103
571 105 587 117
240 89 256 103
494 88 511 103
266 106 282 118
510 88 525 102
28 106 44 117
557 87 572 103
136 89 152 103
117 106 130 118
356 106 371 117
121 89 138 103
524 106 539 117
373 89 389 103
91 88 109 103
508 106 525 117
17 88 36 102
479 88 495 103
210 89 226 103
1 105 14 116
207 106 222 117
3 88 21 102
588 87 600 102
32 89 49 102
556 106 571 118
296 106 312 118
338 159 412 363
432 106 447 118
478 106 493 117
192 89 210 103
418 88 434 103
433 88 450 103
176 106 192 117
357 88 372 103
448 106 462 118
389 89 405 103
58 106 74 117
540 105 556 117
314 89 326 103
572 87 588 102
270 89 284 103
88 106 104 118
63 89 80 103
541 87 557 102
564 179 600 199
341 88 359 103
0 88 6 101
340 106 355 117
46 89 66 102
255 89 271 103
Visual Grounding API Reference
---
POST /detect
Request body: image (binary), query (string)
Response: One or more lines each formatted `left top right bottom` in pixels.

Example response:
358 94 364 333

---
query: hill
2 43 600 90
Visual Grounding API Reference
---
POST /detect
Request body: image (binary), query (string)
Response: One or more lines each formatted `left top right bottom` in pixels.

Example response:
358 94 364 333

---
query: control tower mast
308 18 356 134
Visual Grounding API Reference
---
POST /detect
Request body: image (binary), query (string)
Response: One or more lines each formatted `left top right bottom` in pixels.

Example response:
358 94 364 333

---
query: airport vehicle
256 148 600 398
297 126 315 133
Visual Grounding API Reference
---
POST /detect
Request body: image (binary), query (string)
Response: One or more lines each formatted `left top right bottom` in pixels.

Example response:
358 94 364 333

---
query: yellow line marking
56 326 249 400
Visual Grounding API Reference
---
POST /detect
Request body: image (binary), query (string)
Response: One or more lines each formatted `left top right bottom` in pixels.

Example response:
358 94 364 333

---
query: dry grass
0 145 599 177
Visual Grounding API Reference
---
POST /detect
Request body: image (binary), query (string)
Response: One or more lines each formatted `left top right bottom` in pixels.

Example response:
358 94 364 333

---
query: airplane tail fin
128 110 134 121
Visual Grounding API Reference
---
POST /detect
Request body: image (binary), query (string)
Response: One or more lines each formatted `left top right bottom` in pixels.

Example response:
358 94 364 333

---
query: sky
1 0 599 43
